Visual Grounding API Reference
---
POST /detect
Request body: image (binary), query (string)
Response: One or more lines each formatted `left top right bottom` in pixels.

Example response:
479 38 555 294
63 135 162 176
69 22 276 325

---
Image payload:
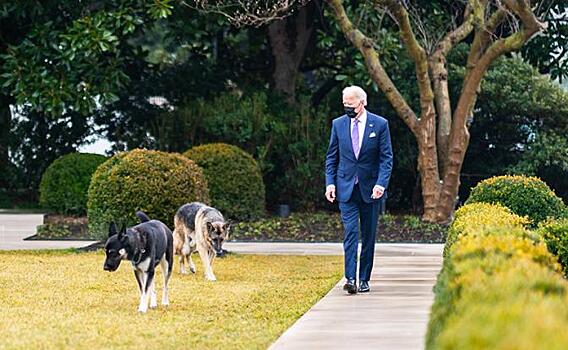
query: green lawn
0 250 342 349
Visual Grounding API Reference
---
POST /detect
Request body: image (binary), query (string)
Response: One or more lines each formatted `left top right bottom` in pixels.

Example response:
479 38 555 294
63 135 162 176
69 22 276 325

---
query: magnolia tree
192 0 556 223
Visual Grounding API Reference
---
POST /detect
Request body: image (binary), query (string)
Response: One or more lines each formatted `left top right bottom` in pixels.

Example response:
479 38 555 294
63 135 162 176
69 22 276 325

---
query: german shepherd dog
103 211 173 313
173 202 230 281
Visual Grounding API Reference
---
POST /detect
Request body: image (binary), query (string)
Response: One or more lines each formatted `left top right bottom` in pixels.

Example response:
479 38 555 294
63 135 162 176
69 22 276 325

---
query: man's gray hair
342 85 367 106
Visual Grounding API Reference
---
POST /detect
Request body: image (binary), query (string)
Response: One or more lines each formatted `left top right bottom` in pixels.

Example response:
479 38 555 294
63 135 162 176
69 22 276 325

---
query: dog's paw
138 307 148 313
206 276 217 282
190 267 196 274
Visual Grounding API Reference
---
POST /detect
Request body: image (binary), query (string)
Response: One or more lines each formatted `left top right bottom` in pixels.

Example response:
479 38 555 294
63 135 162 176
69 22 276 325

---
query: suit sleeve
376 120 393 189
325 121 339 187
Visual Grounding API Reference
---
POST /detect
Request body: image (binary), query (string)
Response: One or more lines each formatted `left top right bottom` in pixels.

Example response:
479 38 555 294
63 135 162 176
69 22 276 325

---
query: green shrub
427 231 561 349
434 259 568 350
39 153 107 215
87 149 209 239
466 175 566 227
184 143 265 220
539 218 568 276
444 202 530 258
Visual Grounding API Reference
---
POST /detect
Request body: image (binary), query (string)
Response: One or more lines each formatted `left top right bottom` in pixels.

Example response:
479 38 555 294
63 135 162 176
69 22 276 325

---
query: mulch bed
35 211 447 249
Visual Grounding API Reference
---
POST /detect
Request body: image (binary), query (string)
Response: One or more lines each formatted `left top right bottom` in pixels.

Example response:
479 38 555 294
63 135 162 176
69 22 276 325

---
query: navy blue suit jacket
325 112 393 204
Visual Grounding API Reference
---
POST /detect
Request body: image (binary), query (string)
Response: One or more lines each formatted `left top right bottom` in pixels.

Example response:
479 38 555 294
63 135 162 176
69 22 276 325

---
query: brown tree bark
267 3 315 105
328 0 545 223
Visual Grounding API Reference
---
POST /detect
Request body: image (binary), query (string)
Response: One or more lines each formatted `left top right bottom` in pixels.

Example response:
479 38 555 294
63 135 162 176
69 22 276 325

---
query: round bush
184 143 265 220
87 149 209 239
466 175 566 227
39 153 107 215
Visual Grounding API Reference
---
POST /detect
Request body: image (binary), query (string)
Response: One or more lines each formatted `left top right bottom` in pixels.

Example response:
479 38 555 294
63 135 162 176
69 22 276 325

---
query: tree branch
327 0 419 135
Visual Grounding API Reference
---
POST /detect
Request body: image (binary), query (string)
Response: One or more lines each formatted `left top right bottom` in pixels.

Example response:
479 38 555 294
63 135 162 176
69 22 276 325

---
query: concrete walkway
269 243 444 350
0 213 98 250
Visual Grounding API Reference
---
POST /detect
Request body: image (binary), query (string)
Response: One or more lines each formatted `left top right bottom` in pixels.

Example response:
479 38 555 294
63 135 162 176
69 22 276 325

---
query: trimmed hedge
443 202 530 258
39 153 107 215
466 175 566 227
87 149 209 239
426 202 567 349
184 143 265 220
433 259 568 349
539 218 568 277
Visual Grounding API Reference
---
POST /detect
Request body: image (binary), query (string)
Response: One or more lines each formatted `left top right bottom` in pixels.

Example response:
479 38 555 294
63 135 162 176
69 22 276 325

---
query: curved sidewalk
0 213 98 250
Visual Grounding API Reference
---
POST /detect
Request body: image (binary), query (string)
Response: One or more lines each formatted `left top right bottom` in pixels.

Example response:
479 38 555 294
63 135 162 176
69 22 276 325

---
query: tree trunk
328 0 544 224
267 3 315 105
416 114 442 222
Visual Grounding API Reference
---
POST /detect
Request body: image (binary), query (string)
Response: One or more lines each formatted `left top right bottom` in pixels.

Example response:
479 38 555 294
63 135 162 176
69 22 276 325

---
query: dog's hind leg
160 257 170 306
179 254 187 274
149 278 157 309
188 253 196 274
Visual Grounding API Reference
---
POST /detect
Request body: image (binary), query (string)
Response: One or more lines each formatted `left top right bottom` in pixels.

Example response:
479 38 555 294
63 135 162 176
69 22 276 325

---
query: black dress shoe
343 279 357 294
358 281 370 293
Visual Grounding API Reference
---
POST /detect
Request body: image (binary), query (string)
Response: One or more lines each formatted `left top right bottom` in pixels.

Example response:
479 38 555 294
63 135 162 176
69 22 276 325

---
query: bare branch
327 0 420 135
184 0 311 27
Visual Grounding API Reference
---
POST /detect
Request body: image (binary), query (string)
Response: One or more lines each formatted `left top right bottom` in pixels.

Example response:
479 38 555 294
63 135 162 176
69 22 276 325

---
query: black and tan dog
103 211 173 313
173 202 230 281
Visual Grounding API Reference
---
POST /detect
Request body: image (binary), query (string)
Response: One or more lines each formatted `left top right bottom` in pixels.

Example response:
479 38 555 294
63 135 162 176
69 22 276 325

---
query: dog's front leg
197 245 216 281
207 250 217 281
134 270 143 296
138 269 154 313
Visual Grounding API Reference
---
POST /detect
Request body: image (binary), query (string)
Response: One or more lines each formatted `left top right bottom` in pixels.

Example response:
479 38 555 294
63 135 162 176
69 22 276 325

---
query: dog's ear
118 224 126 239
224 222 231 240
109 222 118 237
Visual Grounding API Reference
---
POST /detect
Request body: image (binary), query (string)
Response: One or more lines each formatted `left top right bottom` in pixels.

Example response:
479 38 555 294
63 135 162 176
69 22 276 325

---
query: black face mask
344 106 358 118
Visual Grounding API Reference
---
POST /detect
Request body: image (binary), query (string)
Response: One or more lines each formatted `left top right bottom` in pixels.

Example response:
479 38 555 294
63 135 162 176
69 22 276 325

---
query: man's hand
371 185 385 199
325 185 336 203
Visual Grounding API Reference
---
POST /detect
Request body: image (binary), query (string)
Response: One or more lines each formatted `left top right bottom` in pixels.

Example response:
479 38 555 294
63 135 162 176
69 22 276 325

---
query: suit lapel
344 117 357 160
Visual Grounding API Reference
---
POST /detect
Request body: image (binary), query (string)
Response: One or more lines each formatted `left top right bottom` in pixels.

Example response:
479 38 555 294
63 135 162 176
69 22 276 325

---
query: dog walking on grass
173 202 230 281
103 211 173 313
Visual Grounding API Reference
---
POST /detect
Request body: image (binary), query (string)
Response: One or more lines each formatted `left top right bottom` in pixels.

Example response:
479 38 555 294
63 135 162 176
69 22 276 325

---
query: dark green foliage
87 149 209 239
39 153 106 215
184 143 265 220
540 218 568 277
466 175 566 227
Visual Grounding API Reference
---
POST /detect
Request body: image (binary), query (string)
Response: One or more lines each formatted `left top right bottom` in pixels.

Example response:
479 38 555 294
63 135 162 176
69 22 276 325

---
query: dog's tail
136 211 151 223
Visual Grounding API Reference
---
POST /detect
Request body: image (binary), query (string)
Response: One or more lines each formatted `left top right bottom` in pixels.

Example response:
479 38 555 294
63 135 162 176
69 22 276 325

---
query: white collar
352 109 367 124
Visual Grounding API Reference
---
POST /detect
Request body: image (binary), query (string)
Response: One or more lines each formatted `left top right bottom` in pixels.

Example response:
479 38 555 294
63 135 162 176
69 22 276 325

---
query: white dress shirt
350 110 367 151
327 109 384 195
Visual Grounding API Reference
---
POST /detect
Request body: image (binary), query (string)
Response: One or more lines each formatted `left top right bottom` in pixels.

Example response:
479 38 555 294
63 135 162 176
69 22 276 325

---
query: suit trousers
338 183 380 281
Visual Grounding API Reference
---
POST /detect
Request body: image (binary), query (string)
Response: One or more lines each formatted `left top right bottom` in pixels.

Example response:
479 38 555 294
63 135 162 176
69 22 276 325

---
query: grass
0 250 342 349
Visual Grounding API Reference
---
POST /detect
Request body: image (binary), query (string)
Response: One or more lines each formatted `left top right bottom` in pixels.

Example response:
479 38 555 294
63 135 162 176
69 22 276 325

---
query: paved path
0 213 98 250
269 243 444 350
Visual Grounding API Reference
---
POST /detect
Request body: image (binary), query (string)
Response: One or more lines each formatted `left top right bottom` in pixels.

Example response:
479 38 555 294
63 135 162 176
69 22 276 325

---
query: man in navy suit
325 86 393 294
